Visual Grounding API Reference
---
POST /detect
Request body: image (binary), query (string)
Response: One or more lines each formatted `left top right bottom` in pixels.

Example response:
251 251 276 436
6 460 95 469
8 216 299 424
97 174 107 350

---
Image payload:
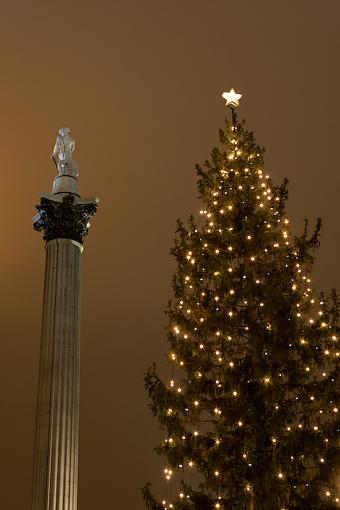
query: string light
150 97 340 510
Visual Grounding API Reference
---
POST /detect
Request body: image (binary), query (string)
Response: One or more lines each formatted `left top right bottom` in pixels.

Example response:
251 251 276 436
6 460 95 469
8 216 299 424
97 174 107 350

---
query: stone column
32 128 98 510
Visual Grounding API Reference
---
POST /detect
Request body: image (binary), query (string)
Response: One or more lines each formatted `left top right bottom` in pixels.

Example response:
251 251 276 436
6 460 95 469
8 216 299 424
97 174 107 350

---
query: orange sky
1 1 340 509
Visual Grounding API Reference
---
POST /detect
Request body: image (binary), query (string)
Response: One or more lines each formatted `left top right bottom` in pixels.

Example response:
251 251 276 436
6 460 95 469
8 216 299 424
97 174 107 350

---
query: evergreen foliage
143 110 340 509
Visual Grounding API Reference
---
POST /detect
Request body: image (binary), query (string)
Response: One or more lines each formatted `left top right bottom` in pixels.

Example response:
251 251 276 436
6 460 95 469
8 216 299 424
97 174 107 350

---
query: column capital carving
33 193 98 244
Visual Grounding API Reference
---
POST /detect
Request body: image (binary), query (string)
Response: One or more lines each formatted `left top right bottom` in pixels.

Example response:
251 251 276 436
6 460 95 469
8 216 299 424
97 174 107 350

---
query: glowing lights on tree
143 91 340 510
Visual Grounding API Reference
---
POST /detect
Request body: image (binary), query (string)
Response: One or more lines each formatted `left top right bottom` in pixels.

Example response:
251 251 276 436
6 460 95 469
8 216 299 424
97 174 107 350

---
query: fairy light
152 100 340 509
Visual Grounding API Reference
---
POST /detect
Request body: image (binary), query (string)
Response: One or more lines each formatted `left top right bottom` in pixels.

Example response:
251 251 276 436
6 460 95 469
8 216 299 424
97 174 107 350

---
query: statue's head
59 127 72 138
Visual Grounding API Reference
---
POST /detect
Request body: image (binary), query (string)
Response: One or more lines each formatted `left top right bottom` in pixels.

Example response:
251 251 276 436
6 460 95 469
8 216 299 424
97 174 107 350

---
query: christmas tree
143 90 340 509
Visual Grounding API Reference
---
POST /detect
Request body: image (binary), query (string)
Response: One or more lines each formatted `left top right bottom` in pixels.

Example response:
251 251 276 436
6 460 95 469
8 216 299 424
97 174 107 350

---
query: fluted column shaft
32 238 82 510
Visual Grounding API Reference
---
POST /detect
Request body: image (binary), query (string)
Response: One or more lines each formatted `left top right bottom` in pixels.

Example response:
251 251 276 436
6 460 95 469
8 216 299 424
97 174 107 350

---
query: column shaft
32 238 82 510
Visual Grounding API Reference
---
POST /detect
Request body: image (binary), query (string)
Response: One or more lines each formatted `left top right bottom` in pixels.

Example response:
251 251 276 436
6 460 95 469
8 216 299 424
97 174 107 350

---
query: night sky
1 2 340 508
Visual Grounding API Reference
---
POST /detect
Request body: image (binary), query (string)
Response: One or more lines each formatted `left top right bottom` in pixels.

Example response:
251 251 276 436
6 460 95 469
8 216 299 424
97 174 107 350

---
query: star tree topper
222 88 242 108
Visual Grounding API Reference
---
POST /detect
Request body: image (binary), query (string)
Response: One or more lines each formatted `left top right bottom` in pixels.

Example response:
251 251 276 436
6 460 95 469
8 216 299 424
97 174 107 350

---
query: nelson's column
32 128 98 510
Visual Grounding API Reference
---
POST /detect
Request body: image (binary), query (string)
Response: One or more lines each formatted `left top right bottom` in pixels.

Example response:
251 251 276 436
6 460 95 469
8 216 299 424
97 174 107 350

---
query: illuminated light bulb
250 256 255 261
216 330 221 336
255 279 260 284
333 407 338 413
188 461 193 467
199 317 204 322
278 473 283 479
194 431 198 436
272 437 277 443
298 424 302 429
228 311 233 317
215 504 220 509
177 388 182 393
179 361 184 366
171 353 176 360
326 491 331 497
320 458 325 463
199 343 204 349
247 235 252 240
214 408 220 415
228 246 233 251
305 367 310 372
179 493 184 498
228 205 233 210
310 396 314 400
194 400 199 406
229 361 234 367
215 296 219 301
170 380 175 387
238 421 243 427
214 470 219 476
243 454 247 458
228 267 233 272
232 391 238 396
314 426 318 431
287 427 291 431
300 339 306 344
215 439 220 445
215 249 220 254
332 335 337 340
325 350 329 355
264 377 270 384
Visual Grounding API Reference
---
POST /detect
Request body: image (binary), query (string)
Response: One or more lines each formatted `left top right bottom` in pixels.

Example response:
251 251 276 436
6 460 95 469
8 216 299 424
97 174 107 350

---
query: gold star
222 88 242 108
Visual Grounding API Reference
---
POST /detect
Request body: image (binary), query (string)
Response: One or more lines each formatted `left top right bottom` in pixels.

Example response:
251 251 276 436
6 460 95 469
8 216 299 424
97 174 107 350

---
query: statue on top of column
52 127 79 178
